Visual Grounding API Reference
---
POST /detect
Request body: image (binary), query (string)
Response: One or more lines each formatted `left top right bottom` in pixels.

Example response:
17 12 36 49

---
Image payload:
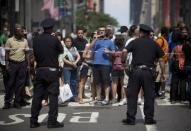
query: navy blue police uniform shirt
125 37 164 67
33 32 63 68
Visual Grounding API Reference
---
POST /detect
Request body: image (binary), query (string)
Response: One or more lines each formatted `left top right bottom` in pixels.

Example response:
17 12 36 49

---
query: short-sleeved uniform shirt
33 32 63 68
92 38 115 66
5 36 29 62
126 37 164 67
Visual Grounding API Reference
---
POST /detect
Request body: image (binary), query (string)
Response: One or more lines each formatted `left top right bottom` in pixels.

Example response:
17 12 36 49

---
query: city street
0 0 191 131
0 79 191 131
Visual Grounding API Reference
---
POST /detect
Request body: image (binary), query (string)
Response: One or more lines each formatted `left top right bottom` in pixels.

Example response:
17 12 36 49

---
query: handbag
58 84 73 104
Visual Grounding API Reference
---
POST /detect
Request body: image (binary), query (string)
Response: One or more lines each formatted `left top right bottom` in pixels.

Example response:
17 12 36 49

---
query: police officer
30 18 64 128
122 24 164 125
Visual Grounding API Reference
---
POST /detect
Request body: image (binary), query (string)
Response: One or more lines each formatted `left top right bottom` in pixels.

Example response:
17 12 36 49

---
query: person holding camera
92 26 115 105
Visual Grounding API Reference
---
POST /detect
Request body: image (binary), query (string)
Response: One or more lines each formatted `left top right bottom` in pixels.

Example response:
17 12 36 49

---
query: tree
76 10 118 33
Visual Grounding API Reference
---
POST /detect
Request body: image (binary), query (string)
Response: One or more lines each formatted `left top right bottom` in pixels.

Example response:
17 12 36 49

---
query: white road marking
156 97 189 106
70 112 99 123
0 114 30 125
139 105 159 131
0 93 189 108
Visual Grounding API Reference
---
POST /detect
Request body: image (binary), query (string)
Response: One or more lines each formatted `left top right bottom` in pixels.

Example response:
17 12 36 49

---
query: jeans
63 68 78 97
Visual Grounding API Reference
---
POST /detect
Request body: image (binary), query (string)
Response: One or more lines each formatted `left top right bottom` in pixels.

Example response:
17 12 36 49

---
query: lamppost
72 0 77 32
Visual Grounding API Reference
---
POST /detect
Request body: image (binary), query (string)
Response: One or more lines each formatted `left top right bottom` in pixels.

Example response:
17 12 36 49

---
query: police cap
41 18 55 28
139 24 153 33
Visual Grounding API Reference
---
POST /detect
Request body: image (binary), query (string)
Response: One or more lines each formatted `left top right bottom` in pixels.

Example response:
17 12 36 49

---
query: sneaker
110 99 118 104
79 99 84 104
112 102 119 106
159 91 165 99
89 100 97 105
119 98 127 106
101 100 109 105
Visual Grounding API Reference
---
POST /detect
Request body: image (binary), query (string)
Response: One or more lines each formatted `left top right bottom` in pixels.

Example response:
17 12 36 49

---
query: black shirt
73 37 88 63
126 37 164 67
33 32 63 68
182 43 191 66
73 37 88 51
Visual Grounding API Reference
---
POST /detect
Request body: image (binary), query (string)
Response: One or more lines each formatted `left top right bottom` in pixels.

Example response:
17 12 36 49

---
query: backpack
174 44 185 70
112 51 124 71
156 37 169 62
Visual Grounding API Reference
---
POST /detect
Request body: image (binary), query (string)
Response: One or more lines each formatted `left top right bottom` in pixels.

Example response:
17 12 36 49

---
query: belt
36 67 58 71
135 65 154 70
9 59 25 63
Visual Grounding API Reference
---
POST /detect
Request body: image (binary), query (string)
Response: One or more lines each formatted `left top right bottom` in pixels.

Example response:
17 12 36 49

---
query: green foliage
76 10 118 32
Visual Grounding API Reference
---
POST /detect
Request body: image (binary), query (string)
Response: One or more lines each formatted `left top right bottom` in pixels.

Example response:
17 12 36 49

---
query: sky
104 0 130 27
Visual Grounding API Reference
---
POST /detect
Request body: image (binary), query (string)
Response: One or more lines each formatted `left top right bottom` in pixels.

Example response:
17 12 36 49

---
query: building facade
129 0 191 30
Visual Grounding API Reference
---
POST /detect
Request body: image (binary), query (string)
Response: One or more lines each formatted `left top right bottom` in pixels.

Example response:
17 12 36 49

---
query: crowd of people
0 19 191 128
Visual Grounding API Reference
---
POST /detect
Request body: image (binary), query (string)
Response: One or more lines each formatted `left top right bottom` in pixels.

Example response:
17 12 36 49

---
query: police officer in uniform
30 18 64 128
122 24 164 125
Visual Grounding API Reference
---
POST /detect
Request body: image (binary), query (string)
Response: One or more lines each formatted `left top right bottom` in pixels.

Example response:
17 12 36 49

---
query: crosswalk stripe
155 93 190 106
140 105 159 131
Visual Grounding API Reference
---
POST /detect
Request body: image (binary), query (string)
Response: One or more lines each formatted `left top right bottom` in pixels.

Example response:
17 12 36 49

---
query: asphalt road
0 96 191 131
0 78 191 131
